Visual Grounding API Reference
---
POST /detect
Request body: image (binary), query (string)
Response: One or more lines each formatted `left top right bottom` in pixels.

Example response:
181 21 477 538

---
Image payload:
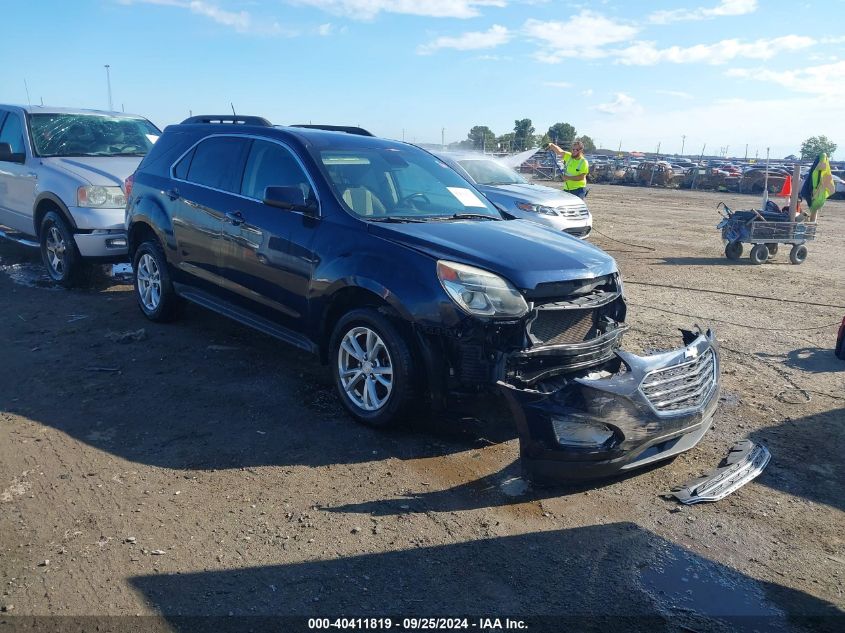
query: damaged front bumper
499 328 720 482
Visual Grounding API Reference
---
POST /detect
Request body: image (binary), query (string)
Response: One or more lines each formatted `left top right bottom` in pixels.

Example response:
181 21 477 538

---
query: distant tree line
450 120 596 154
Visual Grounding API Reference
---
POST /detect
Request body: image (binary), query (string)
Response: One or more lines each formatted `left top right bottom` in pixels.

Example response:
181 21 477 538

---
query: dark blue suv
126 116 720 481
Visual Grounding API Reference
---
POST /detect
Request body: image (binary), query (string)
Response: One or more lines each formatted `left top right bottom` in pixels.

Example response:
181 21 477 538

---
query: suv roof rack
181 115 272 126
291 124 374 137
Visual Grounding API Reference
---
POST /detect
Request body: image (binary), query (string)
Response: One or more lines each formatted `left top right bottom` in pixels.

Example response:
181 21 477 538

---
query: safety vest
562 152 588 191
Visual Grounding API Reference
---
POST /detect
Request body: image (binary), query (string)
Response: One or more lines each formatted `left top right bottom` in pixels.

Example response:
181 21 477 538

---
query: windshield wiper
447 213 500 221
368 216 427 223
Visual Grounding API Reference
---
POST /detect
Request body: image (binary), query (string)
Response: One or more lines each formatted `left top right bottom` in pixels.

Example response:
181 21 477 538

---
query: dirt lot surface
1 185 843 632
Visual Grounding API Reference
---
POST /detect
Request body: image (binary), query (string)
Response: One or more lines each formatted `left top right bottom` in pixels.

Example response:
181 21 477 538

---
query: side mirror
263 185 319 215
0 142 25 164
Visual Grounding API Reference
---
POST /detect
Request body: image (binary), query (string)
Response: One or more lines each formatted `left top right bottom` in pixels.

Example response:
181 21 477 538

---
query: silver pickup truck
0 105 160 285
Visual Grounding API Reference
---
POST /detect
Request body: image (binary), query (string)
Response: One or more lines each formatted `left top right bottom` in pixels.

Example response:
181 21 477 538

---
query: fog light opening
106 238 127 248
551 418 614 448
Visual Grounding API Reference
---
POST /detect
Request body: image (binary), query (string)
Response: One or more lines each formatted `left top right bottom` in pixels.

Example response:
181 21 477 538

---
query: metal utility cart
717 203 817 265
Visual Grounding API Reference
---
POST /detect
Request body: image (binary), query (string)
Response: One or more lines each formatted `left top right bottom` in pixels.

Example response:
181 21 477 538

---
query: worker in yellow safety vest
547 140 589 199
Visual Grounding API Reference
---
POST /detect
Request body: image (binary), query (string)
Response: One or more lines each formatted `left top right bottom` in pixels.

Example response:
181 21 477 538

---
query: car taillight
124 173 135 197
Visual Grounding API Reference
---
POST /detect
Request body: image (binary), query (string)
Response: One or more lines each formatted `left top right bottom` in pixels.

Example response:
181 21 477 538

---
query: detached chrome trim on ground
670 440 771 504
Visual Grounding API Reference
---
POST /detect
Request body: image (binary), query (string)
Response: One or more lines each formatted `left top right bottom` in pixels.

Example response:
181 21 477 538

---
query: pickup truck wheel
330 308 418 428
40 211 85 287
133 240 178 322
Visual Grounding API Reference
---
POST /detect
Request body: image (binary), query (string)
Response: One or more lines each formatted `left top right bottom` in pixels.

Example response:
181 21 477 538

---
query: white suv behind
0 105 161 285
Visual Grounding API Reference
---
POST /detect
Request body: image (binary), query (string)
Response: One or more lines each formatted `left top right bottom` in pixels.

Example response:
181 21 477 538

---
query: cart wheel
749 244 769 265
766 243 779 257
725 241 743 260
789 244 808 265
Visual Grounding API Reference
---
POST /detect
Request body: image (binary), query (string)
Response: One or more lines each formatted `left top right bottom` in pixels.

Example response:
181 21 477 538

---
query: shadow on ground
756 348 844 374
129 523 842 633
750 407 844 512
0 240 517 472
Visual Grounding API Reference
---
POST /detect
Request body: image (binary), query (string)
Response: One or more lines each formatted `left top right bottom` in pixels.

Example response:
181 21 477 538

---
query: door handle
166 188 180 201
225 211 244 226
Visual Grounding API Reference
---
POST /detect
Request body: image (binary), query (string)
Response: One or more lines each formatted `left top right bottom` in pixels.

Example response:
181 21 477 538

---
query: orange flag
778 174 792 198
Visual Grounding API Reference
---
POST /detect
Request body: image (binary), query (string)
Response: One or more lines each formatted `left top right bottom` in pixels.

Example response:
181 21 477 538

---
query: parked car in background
125 116 720 481
0 105 161 285
435 152 593 238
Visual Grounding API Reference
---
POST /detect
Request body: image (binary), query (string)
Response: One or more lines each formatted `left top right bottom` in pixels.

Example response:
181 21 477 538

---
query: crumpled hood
368 218 616 290
43 156 143 187
477 183 584 208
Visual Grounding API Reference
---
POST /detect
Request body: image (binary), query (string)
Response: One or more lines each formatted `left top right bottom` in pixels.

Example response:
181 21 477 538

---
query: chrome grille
555 204 590 219
640 349 717 414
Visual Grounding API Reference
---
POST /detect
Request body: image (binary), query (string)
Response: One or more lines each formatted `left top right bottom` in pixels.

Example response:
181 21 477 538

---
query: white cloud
596 93 643 115
291 0 506 20
317 22 334 35
417 25 511 55
120 0 291 35
524 11 639 62
649 0 758 24
615 35 815 66
581 88 593 97
727 60 845 96
656 89 693 99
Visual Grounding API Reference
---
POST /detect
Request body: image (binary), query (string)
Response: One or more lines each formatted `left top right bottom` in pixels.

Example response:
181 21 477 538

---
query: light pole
104 65 113 111
681 134 686 156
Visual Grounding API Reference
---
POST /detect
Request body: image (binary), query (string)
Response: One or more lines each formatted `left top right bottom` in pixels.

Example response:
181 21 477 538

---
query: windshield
458 158 527 186
316 147 501 220
29 113 161 157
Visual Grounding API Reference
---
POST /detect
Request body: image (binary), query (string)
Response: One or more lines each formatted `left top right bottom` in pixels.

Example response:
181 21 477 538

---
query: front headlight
437 260 528 318
77 186 126 208
516 202 557 216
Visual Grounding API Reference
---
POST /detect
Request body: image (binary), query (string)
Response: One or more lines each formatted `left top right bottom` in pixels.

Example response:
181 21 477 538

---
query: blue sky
3 0 844 157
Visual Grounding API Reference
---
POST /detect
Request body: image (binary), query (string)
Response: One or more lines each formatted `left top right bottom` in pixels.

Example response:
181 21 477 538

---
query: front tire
40 211 87 287
330 308 419 428
749 244 769 265
789 244 808 265
132 239 179 322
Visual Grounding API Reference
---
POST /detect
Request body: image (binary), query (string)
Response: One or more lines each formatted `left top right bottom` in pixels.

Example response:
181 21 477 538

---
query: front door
0 111 38 235
217 139 319 330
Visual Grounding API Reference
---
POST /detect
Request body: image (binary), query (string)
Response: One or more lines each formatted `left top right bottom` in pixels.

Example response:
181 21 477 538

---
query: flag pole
762 147 770 208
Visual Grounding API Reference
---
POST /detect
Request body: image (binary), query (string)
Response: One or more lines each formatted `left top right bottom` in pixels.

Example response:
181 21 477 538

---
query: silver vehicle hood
477 183 584 208
43 156 143 187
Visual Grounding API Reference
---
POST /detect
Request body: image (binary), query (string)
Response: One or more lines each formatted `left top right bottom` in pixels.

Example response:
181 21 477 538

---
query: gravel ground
0 184 843 632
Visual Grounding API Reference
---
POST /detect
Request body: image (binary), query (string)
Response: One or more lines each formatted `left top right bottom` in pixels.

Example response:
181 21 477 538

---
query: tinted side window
185 137 250 192
241 140 312 201
0 112 26 155
173 147 195 180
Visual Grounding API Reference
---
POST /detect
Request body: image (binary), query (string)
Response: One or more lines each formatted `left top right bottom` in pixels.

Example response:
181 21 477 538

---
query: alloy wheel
45 226 66 277
338 326 394 411
136 253 162 311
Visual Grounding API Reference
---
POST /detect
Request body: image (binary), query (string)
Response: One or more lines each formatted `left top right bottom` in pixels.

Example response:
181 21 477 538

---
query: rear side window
0 112 26 155
184 136 251 193
241 140 312 201
173 147 195 180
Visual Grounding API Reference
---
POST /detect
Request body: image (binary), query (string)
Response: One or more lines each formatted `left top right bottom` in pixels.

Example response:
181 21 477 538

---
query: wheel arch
318 284 414 363
34 193 76 237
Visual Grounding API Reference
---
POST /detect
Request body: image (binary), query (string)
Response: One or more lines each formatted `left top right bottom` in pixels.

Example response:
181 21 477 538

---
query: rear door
217 138 319 328
0 109 38 235
169 135 251 286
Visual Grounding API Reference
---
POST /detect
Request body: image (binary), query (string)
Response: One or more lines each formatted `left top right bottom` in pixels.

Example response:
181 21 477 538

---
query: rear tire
789 244 808 265
749 244 769 265
725 241 743 260
132 239 179 322
330 308 420 428
40 211 88 287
